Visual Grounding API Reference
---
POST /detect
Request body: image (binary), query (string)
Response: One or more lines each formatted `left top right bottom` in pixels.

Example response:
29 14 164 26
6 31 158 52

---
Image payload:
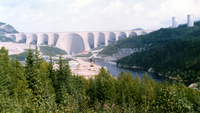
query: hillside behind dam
100 21 200 83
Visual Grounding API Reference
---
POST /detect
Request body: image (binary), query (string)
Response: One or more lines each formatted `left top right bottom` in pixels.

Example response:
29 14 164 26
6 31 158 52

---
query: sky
0 0 200 33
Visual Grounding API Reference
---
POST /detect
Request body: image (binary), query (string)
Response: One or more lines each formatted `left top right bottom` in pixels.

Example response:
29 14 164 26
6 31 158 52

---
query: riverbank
117 63 194 86
71 58 103 79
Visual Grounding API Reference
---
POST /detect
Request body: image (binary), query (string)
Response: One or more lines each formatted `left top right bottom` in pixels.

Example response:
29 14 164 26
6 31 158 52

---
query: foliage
10 45 67 59
40 46 67 55
100 21 200 56
0 47 200 112
10 49 35 59
91 45 106 51
0 36 15 42
114 21 200 82
75 52 93 57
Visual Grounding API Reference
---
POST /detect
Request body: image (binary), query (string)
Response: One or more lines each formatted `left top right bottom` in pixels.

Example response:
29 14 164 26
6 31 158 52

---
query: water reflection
94 61 173 84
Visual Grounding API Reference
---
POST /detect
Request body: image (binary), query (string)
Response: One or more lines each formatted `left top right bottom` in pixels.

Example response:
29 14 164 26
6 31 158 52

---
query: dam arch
18 34 27 43
39 34 48 45
29 34 38 44
9 35 16 41
4 29 155 54
62 33 85 54
97 32 105 46
108 32 116 44
50 33 59 46
87 32 94 49
128 32 137 37
118 32 127 40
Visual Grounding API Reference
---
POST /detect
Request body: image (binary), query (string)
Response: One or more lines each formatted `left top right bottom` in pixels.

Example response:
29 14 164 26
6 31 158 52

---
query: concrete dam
5 30 154 54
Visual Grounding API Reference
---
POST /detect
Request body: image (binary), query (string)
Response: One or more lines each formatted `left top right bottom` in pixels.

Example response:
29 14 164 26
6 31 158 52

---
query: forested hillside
99 21 200 82
100 21 200 55
116 22 200 82
0 46 200 112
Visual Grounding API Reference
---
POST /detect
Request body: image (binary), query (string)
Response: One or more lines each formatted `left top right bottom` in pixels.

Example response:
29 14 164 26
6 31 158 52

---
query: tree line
100 21 200 83
100 21 200 56
117 33 200 82
0 46 200 112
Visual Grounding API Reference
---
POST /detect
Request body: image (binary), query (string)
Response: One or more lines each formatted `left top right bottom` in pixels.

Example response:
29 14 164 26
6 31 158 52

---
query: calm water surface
94 61 173 83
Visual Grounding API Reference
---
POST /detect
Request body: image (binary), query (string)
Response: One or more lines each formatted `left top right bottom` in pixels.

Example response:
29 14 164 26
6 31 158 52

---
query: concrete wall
5 30 154 54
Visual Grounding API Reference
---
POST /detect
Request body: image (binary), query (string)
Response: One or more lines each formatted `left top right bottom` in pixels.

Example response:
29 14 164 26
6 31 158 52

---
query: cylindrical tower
172 17 178 28
187 14 194 27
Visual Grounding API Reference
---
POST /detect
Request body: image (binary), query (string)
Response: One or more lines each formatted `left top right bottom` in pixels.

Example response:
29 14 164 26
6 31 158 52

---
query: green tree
24 47 55 111
54 54 72 103
154 85 193 112
12 58 29 98
0 47 13 95
87 78 97 106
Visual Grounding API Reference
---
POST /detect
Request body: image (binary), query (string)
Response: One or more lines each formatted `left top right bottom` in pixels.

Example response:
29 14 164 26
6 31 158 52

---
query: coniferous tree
48 54 55 83
0 47 14 111
25 47 36 90
103 74 116 103
0 47 12 95
141 73 155 109
155 85 193 112
54 54 72 103
12 58 29 98
24 47 55 111
87 78 97 106
34 46 42 68
35 46 56 109
62 58 72 93
116 70 128 105
132 76 141 103
124 82 131 105
95 72 104 102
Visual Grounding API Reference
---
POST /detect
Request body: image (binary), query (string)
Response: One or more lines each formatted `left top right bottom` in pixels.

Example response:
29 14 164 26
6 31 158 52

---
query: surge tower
187 14 194 27
172 17 178 28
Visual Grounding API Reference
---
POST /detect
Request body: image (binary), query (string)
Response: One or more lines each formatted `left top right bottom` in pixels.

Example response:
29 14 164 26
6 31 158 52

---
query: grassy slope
10 49 35 58
39 46 67 55
10 46 67 58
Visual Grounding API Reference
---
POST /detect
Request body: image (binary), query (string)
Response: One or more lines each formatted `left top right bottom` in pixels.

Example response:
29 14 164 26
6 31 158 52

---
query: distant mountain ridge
0 22 18 34
131 28 143 31
0 22 18 42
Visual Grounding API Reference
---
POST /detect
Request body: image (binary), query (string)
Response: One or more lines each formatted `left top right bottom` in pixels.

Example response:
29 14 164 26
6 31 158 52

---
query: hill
100 21 200 82
0 22 18 34
10 45 67 58
39 46 67 55
0 22 18 42
100 22 200 56
131 28 143 30
0 36 15 42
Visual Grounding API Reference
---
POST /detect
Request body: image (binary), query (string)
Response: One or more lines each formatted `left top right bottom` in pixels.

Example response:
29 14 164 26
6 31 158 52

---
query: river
93 61 174 84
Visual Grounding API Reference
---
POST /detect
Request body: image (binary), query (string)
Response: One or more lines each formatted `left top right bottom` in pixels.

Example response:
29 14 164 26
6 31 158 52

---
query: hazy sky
0 0 200 33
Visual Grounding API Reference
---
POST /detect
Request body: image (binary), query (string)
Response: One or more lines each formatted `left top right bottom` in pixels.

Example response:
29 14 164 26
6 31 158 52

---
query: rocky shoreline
117 63 190 83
